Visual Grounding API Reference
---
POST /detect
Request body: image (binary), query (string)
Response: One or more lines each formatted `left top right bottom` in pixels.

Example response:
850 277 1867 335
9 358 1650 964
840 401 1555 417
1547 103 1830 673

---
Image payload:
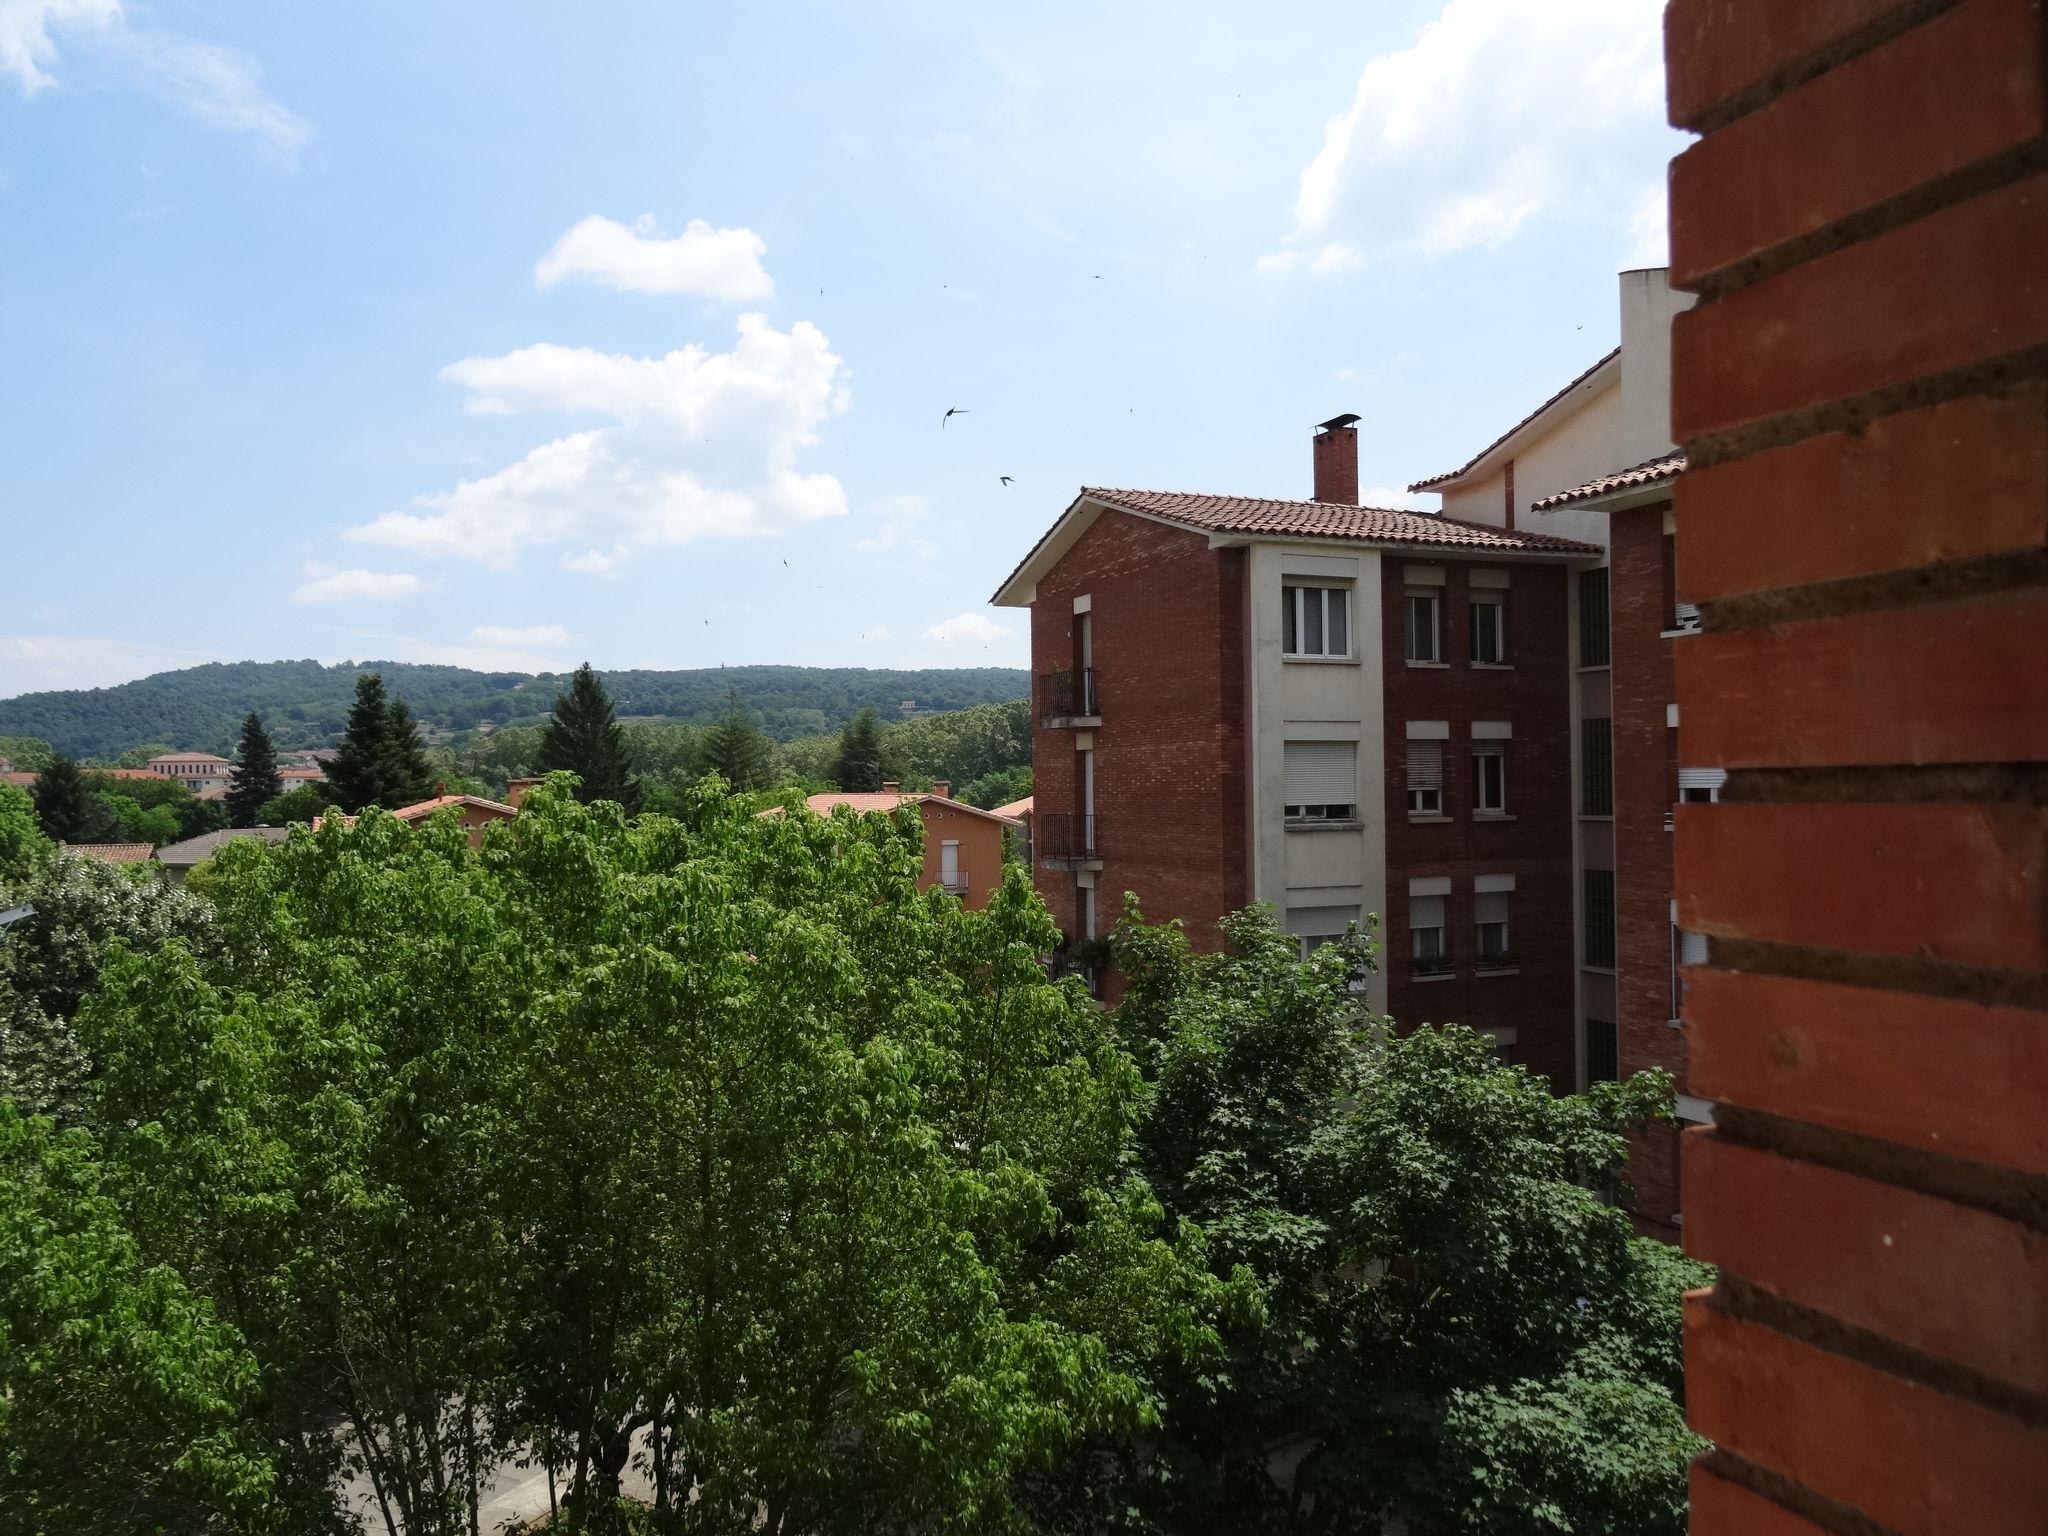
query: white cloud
1265 0 1677 269
1624 183 1669 267
291 565 429 604
535 214 772 302
1 1 309 162
855 493 934 555
347 313 850 573
1361 483 1439 512
471 623 569 647
0 633 225 696
925 611 1011 643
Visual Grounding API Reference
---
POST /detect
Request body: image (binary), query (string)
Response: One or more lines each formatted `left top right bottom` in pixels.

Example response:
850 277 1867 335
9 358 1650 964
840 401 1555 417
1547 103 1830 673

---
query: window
1404 591 1440 662
1583 868 1616 968
1678 767 1726 804
1672 601 1703 634
1411 895 1449 975
1405 740 1444 815
1473 741 1506 814
1284 740 1356 820
1287 905 1358 959
1476 888 1513 967
1579 567 1611 667
1470 594 1506 663
1580 717 1614 816
1585 1018 1619 1083
1283 584 1350 658
1671 914 1708 1019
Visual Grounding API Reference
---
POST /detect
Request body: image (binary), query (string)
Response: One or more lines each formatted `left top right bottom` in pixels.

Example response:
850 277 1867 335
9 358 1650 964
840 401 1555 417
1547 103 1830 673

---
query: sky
0 0 1688 697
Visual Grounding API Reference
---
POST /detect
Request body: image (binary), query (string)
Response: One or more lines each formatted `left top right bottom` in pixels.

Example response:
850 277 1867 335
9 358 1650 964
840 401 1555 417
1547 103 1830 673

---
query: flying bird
942 407 969 427
1000 476 1014 486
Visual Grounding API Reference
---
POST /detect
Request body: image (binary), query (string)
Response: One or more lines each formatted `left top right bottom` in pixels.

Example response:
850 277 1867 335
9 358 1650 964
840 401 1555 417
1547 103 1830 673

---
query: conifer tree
31 756 115 844
224 713 282 828
538 663 642 813
699 689 772 791
327 674 393 813
831 707 885 792
380 699 435 808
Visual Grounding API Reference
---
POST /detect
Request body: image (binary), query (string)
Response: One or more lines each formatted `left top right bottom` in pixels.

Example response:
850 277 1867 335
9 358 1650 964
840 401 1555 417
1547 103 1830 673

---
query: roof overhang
1537 478 1679 515
1409 349 1622 493
1199 530 1598 564
990 492 1208 607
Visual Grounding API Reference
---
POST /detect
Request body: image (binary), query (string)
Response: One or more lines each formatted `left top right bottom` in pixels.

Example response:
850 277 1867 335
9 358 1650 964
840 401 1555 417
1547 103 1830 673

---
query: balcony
937 868 971 894
1035 812 1104 868
1038 668 1101 727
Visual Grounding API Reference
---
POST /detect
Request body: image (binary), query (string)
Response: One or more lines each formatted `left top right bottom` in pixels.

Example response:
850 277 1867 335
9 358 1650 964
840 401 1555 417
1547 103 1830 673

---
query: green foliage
0 1102 280 1534
1022 901 1710 1535
254 782 338 826
327 674 434 813
0 784 50 883
831 707 885 791
226 713 282 828
539 663 643 812
31 756 117 844
958 764 1032 810
104 797 182 847
880 698 1031 790
0 736 55 774
382 699 435 805
0 659 1029 760
698 689 774 791
114 741 176 769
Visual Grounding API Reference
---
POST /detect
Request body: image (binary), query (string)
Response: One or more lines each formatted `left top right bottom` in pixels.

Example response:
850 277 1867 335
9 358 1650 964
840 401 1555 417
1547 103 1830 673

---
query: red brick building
991 425 1598 1080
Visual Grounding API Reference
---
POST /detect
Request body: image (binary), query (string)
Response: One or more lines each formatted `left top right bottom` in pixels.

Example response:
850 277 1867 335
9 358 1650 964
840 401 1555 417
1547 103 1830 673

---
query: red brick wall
1029 509 1249 945
1666 1 2048 1528
1380 559 1577 1088
1610 502 1684 1231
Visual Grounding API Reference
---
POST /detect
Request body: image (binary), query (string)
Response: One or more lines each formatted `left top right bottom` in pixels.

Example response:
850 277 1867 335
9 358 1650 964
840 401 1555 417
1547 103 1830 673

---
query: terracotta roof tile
63 842 156 864
1409 347 1621 490
1081 487 1602 554
992 795 1034 818
769 791 1022 827
1529 453 1687 510
390 794 517 821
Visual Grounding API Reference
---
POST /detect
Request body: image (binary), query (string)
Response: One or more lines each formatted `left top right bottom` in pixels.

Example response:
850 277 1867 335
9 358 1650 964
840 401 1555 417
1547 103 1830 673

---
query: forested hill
0 659 1030 759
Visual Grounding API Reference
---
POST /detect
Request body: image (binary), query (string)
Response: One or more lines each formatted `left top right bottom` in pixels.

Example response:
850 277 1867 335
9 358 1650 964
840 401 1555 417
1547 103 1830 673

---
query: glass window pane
1328 588 1348 655
1304 589 1324 653
1283 587 1298 653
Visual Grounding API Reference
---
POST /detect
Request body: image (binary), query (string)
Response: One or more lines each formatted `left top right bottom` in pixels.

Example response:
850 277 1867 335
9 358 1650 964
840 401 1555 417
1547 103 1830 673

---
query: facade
787 783 1020 910
148 752 234 793
1411 268 1703 1232
992 426 1599 1077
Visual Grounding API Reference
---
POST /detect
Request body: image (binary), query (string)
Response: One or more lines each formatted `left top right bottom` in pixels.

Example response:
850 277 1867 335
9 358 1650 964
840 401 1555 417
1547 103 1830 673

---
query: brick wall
1610 502 1684 1231
1030 509 1249 945
1665 1 2048 1529
1380 558 1577 1087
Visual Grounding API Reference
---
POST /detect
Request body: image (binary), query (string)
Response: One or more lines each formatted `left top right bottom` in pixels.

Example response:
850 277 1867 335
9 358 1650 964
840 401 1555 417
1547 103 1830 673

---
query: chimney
882 780 900 794
1312 414 1360 505
931 779 951 799
506 776 541 809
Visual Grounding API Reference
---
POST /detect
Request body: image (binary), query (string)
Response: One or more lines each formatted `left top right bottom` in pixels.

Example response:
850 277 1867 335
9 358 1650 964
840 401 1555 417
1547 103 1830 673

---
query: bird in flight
942 407 969 427
1000 476 1014 486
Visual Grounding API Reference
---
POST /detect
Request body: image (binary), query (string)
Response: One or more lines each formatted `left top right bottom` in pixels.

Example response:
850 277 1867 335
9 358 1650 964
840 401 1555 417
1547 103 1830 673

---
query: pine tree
380 699 435 808
538 663 642 813
327 674 393 813
699 689 772 791
832 707 885 792
30 757 116 844
224 713 282 828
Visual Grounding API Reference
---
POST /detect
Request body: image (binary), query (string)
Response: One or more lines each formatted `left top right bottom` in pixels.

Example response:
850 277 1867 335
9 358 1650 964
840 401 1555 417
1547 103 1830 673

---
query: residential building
1408 267 1701 1233
777 782 1020 910
62 843 155 865
278 765 328 787
318 793 520 849
148 752 234 793
992 794 1033 868
155 826 291 884
992 423 1600 1080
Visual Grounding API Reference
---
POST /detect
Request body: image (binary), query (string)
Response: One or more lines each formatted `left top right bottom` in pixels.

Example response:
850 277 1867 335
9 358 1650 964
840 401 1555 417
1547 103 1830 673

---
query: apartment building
991 424 1599 1083
773 781 1021 910
1410 268 1705 1233
148 752 234 793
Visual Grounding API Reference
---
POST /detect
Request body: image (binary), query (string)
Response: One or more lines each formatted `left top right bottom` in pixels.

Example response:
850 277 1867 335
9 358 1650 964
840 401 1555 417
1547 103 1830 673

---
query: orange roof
792 791 1022 827
390 794 517 821
63 842 156 864
89 767 171 781
1530 454 1687 511
992 794 1034 818
1 771 36 787
1078 488 1601 554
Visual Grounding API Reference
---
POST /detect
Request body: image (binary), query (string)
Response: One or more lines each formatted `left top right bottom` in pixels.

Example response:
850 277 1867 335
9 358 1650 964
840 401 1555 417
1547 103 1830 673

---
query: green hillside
0 659 1030 759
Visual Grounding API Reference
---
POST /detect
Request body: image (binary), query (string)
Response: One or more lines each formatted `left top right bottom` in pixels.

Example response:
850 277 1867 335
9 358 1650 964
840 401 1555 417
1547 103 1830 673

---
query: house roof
149 753 232 767
88 767 171 782
390 794 517 821
991 486 1600 605
992 794 1034 819
1408 347 1622 491
63 843 156 864
154 826 291 866
278 766 326 779
1 772 36 787
775 791 1023 828
1529 453 1688 511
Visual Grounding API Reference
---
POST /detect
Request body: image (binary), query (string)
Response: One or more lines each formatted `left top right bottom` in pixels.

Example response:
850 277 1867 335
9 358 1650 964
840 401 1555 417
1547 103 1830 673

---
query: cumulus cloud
0 632 225 695
1361 483 1439 512
1264 0 1678 270
925 611 1011 643
1 0 309 161
346 313 850 573
855 493 934 555
535 214 773 302
471 623 569 647
291 565 429 604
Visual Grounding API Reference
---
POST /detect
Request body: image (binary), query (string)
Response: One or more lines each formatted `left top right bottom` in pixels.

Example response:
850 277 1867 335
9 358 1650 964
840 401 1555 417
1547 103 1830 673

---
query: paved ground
344 1437 655 1533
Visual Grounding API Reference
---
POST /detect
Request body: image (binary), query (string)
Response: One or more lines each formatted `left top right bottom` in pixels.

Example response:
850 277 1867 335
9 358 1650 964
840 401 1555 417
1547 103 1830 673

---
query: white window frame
1284 740 1358 822
1470 593 1506 664
1407 740 1444 816
1283 583 1352 660
1410 895 1448 971
1404 590 1441 663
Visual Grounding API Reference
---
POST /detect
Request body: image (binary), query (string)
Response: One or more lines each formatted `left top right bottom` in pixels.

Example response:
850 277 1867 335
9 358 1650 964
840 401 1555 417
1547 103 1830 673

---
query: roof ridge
1407 346 1621 491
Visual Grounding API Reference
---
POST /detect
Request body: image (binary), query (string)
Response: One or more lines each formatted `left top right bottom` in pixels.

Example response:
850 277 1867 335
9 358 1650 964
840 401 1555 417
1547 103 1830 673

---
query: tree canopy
539 663 643 812
327 674 434 813
831 708 885 792
698 691 774 791
226 712 282 828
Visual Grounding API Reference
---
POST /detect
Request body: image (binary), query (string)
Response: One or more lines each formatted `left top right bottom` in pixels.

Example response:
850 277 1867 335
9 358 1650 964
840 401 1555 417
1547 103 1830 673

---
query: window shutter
1410 895 1445 931
1673 601 1702 631
1678 929 1709 966
1284 741 1355 804
1286 905 1357 939
1471 739 1503 758
1678 767 1728 791
1475 891 1511 927
1405 741 1444 788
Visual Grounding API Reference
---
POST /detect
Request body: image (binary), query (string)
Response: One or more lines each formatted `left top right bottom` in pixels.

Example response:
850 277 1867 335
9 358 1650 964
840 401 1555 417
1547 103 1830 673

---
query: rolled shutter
1406 741 1444 788
1471 739 1503 758
1284 741 1355 805
1410 895 1445 931
1475 891 1511 927
1677 767 1728 792
1678 929 1709 966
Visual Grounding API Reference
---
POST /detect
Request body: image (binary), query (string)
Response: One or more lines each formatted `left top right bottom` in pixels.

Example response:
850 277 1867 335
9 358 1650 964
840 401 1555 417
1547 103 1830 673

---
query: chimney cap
1316 413 1361 433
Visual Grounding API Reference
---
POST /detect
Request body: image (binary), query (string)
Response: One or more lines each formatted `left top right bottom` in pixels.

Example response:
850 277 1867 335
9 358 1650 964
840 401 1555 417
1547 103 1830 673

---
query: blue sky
0 0 1685 696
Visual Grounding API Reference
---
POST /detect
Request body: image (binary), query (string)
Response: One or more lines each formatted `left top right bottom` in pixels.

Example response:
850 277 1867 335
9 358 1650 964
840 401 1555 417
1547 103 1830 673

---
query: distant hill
0 659 1030 759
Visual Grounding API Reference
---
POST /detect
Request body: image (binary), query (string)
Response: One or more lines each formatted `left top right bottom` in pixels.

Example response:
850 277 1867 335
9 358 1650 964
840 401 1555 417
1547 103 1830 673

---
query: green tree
87 771 225 842
226 713 283 828
103 797 181 847
325 673 394 813
381 698 434 807
831 707 885 792
30 756 117 844
958 763 1031 810
0 783 49 883
0 736 55 775
698 689 773 791
538 663 642 812
254 782 338 826
1027 901 1709 1535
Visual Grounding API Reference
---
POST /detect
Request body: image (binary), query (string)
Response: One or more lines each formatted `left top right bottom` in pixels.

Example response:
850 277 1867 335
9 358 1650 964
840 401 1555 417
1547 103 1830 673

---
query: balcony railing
1034 812 1104 863
938 869 971 893
1038 668 1099 723
1411 951 1454 979
1477 948 1519 972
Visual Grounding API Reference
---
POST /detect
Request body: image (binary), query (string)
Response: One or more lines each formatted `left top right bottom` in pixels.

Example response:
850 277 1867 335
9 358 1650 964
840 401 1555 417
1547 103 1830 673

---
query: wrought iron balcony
1034 812 1104 865
1038 667 1100 724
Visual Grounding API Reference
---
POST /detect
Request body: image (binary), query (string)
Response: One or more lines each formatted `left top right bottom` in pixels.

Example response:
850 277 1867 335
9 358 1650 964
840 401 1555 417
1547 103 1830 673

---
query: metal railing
1038 667 1099 721
1034 812 1103 862
938 869 971 893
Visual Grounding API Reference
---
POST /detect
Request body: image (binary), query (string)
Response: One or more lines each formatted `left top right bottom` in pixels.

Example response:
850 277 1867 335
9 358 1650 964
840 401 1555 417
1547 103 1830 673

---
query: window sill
1659 628 1703 641
1666 1017 1685 1029
1470 661 1514 670
1410 971 1457 984
1407 813 1452 824
1576 663 1612 674
1282 654 1361 666
1472 811 1516 822
1476 966 1521 977
1042 715 1102 729
1405 659 1449 669
1286 818 1363 833
1581 964 1618 976
1578 814 1614 823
